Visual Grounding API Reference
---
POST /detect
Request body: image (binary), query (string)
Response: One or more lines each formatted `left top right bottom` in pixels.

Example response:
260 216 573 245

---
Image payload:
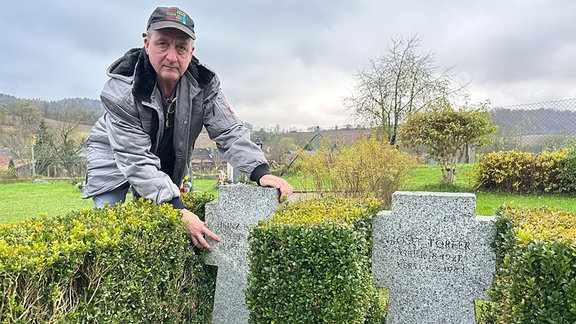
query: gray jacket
82 48 268 204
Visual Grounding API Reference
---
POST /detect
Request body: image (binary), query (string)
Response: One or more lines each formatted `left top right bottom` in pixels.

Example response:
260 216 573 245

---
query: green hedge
475 150 569 193
246 197 387 323
482 204 576 323
0 192 215 323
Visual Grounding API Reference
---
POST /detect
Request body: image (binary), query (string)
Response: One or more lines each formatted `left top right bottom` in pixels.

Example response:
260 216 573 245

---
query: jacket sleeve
100 93 180 205
202 76 269 179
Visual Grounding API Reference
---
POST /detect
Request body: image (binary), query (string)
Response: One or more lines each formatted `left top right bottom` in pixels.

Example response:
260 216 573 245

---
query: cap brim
149 21 196 39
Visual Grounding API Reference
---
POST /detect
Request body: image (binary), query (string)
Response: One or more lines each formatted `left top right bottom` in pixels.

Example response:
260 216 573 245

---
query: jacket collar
109 47 215 103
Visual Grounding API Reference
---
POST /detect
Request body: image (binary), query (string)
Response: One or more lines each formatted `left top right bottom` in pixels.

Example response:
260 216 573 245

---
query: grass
402 164 576 216
1 164 575 222
0 182 93 223
0 179 218 223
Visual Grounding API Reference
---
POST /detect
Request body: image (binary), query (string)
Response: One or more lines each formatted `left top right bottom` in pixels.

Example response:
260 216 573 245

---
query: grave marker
372 191 495 324
205 184 278 324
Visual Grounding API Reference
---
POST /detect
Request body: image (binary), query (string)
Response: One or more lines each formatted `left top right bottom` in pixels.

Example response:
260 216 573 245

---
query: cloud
1 0 576 128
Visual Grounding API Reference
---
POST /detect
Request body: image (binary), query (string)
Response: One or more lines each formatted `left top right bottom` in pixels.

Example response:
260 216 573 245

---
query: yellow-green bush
475 150 568 193
558 147 576 192
534 150 568 192
246 197 386 323
299 136 415 208
0 192 215 323
484 204 576 323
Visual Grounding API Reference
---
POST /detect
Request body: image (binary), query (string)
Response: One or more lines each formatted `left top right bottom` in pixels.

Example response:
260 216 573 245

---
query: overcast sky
1 1 575 129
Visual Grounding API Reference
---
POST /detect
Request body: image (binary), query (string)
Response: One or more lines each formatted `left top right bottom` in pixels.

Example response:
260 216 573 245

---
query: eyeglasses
165 97 177 129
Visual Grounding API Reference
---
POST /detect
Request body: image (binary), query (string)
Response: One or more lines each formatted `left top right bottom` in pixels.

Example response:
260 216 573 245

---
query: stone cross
372 191 495 324
205 184 278 324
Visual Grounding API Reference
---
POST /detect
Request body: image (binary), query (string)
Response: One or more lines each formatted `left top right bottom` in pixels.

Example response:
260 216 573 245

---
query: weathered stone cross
204 185 278 324
372 191 496 324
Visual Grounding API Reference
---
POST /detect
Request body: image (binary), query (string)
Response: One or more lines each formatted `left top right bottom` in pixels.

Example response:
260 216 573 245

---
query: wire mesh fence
190 98 576 173
483 98 576 154
268 98 576 159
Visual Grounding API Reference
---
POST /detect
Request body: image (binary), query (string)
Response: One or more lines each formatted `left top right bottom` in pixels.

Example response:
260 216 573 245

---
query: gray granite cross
204 184 278 324
372 191 495 324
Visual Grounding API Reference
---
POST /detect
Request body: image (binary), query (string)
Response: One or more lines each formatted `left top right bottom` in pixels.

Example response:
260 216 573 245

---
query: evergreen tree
33 120 57 176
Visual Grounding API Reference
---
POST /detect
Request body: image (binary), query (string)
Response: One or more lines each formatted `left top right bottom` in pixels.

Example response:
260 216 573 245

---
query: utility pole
31 146 36 178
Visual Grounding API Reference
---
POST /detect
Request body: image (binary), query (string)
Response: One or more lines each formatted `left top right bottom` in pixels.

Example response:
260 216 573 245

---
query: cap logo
166 8 188 25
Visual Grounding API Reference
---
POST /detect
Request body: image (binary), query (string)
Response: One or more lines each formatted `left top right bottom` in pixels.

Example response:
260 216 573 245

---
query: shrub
180 191 215 220
487 204 576 323
0 167 18 179
558 146 576 192
298 136 415 208
0 193 215 323
475 151 535 192
475 150 568 193
534 150 568 192
246 197 386 323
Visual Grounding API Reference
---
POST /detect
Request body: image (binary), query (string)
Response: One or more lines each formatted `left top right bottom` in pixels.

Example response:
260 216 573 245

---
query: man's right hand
181 209 220 250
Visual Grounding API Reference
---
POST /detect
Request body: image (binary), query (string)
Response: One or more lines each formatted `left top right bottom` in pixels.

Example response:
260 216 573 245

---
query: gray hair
144 28 195 46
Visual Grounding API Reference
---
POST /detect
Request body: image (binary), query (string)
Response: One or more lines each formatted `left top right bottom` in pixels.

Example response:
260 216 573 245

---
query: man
82 6 292 250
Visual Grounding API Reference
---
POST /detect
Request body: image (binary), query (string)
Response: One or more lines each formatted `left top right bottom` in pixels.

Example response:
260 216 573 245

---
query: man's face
144 28 194 86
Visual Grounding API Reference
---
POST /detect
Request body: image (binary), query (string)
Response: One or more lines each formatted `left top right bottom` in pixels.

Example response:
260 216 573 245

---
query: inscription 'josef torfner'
384 234 473 275
384 234 471 250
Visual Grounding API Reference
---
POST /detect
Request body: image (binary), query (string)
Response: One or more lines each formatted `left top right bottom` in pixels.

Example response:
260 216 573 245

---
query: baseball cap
145 6 195 39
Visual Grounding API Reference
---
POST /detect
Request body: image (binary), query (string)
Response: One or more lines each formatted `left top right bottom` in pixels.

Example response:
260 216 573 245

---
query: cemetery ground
1 163 576 223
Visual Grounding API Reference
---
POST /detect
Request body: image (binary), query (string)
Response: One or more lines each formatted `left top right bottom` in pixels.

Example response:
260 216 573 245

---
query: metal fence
190 98 576 173
484 98 576 154
272 98 576 158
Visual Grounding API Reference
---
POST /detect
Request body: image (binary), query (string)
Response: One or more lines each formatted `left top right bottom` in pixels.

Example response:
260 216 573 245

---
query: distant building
0 154 32 178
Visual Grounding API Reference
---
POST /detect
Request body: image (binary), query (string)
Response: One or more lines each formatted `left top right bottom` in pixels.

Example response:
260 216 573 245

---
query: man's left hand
259 174 293 202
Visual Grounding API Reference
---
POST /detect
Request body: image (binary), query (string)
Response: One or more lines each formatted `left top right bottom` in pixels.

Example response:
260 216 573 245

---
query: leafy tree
400 100 497 185
344 35 465 145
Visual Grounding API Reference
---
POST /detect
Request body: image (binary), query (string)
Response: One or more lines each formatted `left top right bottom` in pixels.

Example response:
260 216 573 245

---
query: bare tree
50 106 85 178
345 35 465 145
0 101 43 159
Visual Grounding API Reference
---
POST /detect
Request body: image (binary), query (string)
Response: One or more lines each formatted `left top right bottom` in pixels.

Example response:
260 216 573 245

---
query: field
1 164 575 223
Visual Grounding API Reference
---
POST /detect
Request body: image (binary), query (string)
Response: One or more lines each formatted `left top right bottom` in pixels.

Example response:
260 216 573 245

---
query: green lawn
1 164 575 222
0 182 94 223
402 164 576 216
0 180 221 224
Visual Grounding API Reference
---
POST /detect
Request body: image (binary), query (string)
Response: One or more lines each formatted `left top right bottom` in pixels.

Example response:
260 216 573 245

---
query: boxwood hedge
0 191 215 323
483 204 576 323
246 197 387 323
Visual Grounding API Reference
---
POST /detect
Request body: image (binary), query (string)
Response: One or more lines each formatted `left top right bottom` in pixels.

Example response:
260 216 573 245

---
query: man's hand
181 209 220 250
258 174 293 202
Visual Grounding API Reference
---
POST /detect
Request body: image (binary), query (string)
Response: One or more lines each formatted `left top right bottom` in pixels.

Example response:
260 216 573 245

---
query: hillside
0 93 101 113
3 92 576 140
491 108 576 135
